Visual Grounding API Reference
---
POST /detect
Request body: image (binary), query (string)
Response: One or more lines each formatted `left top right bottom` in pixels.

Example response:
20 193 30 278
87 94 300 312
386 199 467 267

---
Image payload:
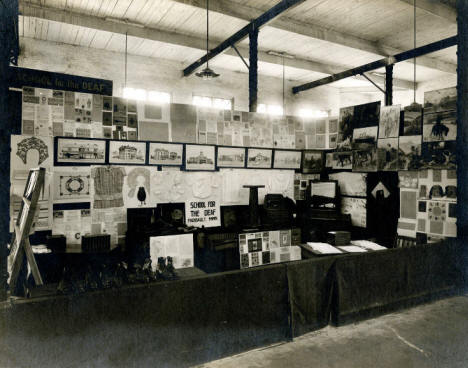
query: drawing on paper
149 142 183 166
57 138 106 164
247 149 272 168
185 144 216 171
217 146 245 168
16 136 50 165
273 150 302 169
109 141 146 164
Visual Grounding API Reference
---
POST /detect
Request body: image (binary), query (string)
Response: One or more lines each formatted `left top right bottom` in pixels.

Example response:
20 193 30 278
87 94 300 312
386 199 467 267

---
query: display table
1 241 465 367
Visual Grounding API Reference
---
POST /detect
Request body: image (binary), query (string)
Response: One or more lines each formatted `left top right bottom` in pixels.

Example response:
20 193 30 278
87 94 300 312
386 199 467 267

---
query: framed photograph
109 140 146 164
185 144 216 171
149 142 183 166
273 150 302 169
247 148 272 168
56 137 106 165
422 111 457 142
302 150 324 173
217 146 245 168
424 86 456 114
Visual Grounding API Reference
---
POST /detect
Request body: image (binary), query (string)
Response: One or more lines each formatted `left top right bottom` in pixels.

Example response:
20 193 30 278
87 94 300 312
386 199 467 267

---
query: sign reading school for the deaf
185 200 220 228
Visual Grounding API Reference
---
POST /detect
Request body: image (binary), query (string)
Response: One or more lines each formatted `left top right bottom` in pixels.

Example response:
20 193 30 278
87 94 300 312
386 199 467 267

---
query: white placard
185 199 221 228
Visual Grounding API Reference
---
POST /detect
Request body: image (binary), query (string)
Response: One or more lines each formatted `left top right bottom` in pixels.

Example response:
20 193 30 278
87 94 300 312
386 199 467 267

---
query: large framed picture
149 142 183 166
56 137 106 165
185 144 216 171
302 150 324 173
273 150 302 169
216 146 246 168
109 140 146 164
247 148 272 169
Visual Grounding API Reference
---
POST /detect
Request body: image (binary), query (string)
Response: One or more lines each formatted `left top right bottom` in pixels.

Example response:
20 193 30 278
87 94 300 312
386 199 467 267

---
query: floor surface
196 294 468 368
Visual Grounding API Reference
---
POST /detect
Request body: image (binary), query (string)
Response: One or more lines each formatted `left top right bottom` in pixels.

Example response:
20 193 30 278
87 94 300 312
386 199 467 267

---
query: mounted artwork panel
273 150 302 170
216 146 246 168
148 142 183 166
302 150 323 173
378 105 401 139
185 144 216 171
422 111 457 142
247 148 272 169
109 140 146 165
56 138 106 165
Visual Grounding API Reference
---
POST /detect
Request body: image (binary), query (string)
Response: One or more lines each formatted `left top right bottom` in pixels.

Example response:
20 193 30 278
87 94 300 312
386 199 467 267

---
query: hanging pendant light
409 0 422 111
196 0 220 80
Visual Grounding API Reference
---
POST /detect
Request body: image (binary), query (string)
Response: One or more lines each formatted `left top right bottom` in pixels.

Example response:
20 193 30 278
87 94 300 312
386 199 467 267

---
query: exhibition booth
1 67 466 366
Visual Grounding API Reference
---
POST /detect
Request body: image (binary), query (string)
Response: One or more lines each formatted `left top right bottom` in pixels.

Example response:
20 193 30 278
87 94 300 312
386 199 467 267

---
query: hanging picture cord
282 55 285 113
125 31 128 89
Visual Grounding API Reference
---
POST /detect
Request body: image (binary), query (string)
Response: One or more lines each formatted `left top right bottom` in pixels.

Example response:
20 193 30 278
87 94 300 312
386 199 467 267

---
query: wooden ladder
8 168 45 294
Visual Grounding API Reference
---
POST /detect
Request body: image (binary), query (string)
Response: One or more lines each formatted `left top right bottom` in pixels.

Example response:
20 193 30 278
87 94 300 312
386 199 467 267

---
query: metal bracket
231 44 250 71
360 73 385 94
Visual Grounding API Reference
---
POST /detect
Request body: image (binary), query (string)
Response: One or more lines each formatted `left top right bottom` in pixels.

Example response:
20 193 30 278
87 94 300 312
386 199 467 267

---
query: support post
385 64 394 106
249 25 259 113
0 0 19 300
457 0 468 286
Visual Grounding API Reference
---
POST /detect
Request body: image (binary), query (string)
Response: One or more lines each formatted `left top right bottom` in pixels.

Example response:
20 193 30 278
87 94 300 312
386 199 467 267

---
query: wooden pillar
385 64 393 106
249 25 259 113
457 0 468 284
0 1 18 300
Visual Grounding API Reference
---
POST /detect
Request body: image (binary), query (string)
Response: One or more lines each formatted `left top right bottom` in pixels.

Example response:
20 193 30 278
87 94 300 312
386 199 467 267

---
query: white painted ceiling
18 0 457 90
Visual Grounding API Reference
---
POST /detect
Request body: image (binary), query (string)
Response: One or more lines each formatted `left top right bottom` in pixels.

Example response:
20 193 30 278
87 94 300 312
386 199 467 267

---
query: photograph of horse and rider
423 111 457 142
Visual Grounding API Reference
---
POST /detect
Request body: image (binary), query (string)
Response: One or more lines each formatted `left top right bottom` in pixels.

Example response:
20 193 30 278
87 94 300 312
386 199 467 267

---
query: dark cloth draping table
0 241 465 367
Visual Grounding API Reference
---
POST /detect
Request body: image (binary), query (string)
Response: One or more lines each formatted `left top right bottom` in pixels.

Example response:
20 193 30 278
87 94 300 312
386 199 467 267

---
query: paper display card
239 230 298 268
185 144 216 171
109 141 146 165
148 142 183 166
247 149 272 168
149 233 194 269
185 199 221 228
216 146 246 168
273 150 302 169
378 105 401 139
52 166 91 203
56 138 106 164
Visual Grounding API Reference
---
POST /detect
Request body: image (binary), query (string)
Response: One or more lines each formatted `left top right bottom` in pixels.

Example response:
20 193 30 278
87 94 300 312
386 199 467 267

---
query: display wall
9 82 458 256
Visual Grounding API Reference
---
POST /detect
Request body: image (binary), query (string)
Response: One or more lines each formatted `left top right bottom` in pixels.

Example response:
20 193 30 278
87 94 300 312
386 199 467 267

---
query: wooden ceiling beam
170 0 456 74
18 2 414 90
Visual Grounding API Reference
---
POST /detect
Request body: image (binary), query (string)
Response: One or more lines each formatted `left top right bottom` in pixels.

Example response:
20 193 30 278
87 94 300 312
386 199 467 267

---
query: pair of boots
156 256 178 280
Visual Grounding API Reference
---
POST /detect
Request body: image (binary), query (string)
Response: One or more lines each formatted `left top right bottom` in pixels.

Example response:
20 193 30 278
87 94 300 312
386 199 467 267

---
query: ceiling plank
19 2 414 90
399 0 456 23
170 0 456 74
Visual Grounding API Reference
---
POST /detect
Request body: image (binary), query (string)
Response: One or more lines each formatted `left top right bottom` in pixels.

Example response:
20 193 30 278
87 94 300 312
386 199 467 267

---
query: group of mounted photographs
54 136 319 172
332 87 457 172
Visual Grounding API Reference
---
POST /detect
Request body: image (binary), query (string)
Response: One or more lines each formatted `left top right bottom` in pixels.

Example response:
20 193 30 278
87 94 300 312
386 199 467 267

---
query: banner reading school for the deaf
185 200 220 228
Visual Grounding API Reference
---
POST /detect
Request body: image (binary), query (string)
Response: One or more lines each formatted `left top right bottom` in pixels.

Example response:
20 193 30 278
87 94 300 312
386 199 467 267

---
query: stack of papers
305 242 343 254
337 245 367 253
350 240 387 251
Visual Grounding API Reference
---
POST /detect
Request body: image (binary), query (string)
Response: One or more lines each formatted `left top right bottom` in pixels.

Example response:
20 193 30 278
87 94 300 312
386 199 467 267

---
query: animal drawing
431 117 449 140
